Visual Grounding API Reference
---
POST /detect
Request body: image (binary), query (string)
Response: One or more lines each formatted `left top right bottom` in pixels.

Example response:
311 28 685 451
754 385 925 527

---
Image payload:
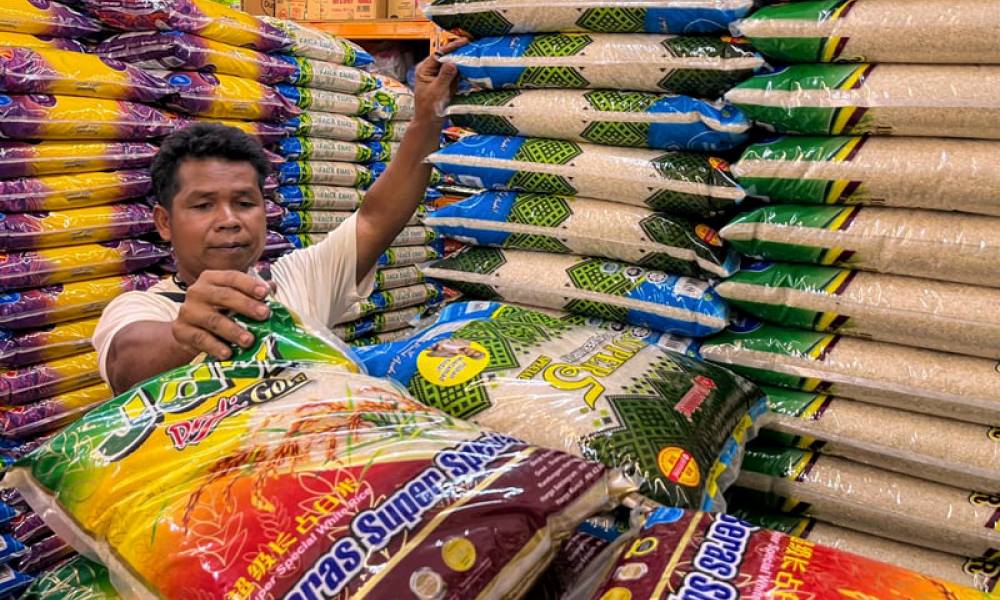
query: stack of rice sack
694 0 1000 591
421 0 765 342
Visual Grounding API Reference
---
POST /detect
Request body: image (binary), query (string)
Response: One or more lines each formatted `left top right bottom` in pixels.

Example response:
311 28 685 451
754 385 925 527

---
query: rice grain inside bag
732 135 1000 217
726 63 1000 139
698 320 1000 425
441 33 763 98
446 89 750 151
377 301 765 509
733 0 1000 65
425 191 739 277
720 204 1000 288
428 134 745 217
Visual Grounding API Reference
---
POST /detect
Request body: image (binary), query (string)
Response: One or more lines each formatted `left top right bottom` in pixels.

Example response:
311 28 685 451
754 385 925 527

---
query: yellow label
417 340 490 387
600 588 632 600
657 446 700 487
441 537 476 573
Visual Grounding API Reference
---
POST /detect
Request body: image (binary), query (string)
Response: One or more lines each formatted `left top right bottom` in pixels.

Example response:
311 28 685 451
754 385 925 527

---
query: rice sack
0 317 99 369
273 185 365 210
277 55 380 94
0 351 99 407
0 204 155 251
276 138 373 163
425 0 755 35
21 554 118 599
332 306 422 342
720 205 1000 288
6 302 634 599
0 32 87 53
582 507 995 599
0 141 157 180
716 261 1000 359
428 135 745 217
1 240 166 290
732 136 1000 217
424 191 739 278
261 17 373 66
96 31 297 85
446 90 750 151
275 83 371 115
336 283 445 323
0 170 151 213
726 63 1000 140
276 161 373 187
440 34 763 98
0 94 180 141
423 247 728 336
373 266 425 292
373 301 764 508
0 382 113 440
286 111 378 141
698 320 1000 425
0 47 174 104
0 273 160 330
194 118 289 144
732 0 1000 65
0 0 101 38
160 71 299 121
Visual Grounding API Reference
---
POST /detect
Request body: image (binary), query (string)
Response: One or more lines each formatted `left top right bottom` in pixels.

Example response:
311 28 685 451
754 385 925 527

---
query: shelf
302 18 453 49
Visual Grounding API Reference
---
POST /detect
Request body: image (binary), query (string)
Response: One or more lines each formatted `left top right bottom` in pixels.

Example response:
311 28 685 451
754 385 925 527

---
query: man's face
154 158 267 283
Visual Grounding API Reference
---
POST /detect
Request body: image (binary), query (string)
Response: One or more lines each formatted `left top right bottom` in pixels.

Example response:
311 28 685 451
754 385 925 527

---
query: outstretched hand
412 39 468 125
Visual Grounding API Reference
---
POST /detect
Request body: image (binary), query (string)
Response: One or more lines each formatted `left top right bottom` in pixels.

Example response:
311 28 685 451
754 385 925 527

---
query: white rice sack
276 160 372 186
286 111 378 141
758 386 1000 493
279 210 420 234
428 134 745 217
275 83 371 115
274 137 373 162
277 55 380 94
716 261 1000 359
733 0 1000 65
332 306 422 342
721 204 1000 288
261 16 373 66
351 326 419 347
733 136 1000 217
726 63 1000 139
362 83 415 122
373 265 425 291
445 89 749 151
337 282 445 324
698 320 1000 425
441 33 763 98
422 246 729 336
424 191 739 277
274 184 364 210
425 0 755 36
737 445 1000 558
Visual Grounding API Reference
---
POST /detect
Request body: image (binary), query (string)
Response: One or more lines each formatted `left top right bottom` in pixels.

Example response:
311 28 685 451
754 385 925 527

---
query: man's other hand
172 270 272 360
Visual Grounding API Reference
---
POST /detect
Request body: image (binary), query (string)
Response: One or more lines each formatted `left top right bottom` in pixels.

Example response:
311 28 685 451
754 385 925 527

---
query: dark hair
151 123 271 209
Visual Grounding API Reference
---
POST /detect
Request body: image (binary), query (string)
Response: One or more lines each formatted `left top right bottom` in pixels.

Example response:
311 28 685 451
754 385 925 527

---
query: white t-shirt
93 212 375 383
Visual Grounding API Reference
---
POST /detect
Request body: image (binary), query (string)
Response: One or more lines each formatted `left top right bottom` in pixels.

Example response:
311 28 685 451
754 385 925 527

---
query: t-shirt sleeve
270 212 376 328
93 291 181 384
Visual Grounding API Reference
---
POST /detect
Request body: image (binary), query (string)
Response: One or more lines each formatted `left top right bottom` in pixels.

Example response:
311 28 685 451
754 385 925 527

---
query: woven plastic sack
0 351 99 407
276 161 373 187
0 47 174 104
716 260 1000 359
7 302 633 599
159 70 299 121
0 32 87 53
425 0 755 36
372 300 764 508
0 170 150 213
0 141 157 181
275 83 370 115
579 506 995 600
0 0 101 38
275 137 373 162
720 204 1000 288
1 240 167 291
261 17 372 66
0 94 180 141
447 90 750 151
286 111 378 141
277 55 380 94
424 246 729 336
0 273 159 330
429 134 745 217
0 204 155 252
726 63 1000 140
698 319 1000 425
189 118 289 143
441 33 763 98
96 31 296 85
337 282 445 323
0 317 98 369
733 0 1000 65
425 191 739 278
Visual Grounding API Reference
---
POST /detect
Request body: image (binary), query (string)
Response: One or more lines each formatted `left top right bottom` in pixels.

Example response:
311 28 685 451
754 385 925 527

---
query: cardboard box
386 0 415 18
242 0 276 16
319 0 385 20
275 0 306 19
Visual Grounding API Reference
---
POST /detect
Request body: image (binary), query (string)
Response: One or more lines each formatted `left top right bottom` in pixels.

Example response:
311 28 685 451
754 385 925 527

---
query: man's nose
214 203 241 230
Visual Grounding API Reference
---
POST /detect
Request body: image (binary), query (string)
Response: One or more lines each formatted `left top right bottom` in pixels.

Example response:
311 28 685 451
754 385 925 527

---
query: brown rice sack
731 506 1000 592
698 321 1000 425
720 205 1000 288
733 0 1000 64
737 445 1000 558
715 261 1000 359
733 136 1000 217
758 386 1000 493
726 64 1000 140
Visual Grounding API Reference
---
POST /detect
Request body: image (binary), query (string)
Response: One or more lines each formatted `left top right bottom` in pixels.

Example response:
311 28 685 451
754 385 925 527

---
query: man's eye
192 203 211 210
239 200 257 208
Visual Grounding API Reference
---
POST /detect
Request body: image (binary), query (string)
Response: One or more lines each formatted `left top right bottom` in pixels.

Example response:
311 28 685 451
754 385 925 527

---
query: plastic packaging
274 83 370 115
262 17 372 65
16 534 74 574
361 85 414 122
0 534 26 567
0 204 155 251
160 70 299 121
0 273 160 330
285 111 378 141
447 90 750 151
726 63 1000 140
276 55 380 94
0 1 101 38
273 185 363 210
0 141 157 180
19 554 118 599
190 118 290 144
275 137 372 162
0 351 99 407
332 305 422 342
0 240 167 291
0 170 151 213
0 565 31 596
425 191 739 277
0 32 87 53
428 134 745 217
373 265 424 291
337 282 445 323
0 317 98 369
276 161 372 187
0 94 181 141
441 34 763 97
0 382 113 440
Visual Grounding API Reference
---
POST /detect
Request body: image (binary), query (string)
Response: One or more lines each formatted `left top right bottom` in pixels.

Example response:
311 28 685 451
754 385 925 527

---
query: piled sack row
695 0 1000 592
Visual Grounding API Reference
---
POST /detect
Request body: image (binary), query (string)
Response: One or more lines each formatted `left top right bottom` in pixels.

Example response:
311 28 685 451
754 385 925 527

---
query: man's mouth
208 242 249 252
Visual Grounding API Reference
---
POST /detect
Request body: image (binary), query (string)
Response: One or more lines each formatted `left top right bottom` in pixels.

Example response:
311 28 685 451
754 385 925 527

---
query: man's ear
153 204 172 243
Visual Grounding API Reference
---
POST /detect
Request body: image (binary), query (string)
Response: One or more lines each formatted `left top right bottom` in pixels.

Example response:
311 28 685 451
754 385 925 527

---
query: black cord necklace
172 274 190 291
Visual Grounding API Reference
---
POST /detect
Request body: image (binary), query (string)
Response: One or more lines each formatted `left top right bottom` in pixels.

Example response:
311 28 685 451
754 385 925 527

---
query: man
95 46 461 394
